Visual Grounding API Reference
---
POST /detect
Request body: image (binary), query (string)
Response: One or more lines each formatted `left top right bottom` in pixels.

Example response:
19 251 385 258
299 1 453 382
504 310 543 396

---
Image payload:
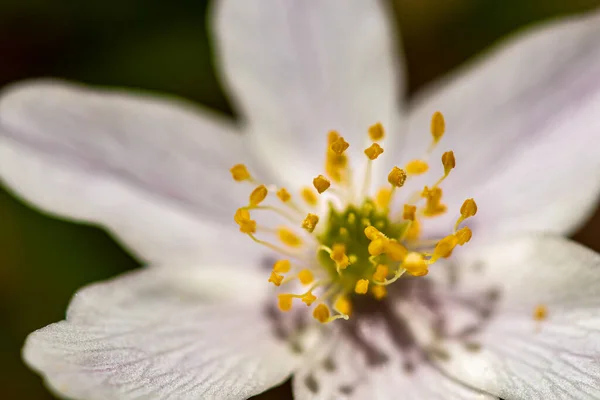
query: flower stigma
230 112 477 324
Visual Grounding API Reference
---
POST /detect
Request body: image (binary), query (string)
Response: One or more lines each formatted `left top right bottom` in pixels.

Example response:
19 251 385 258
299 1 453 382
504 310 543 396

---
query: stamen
455 198 478 229
362 143 384 197
354 279 369 294
404 219 421 241
278 228 303 247
371 285 387 300
298 269 315 285
405 160 429 175
403 252 428 276
403 204 417 221
278 294 294 312
384 240 408 262
387 167 407 187
431 235 459 261
330 243 350 271
301 187 319 207
368 122 385 141
268 271 284 286
368 238 386 256
330 136 350 155
430 111 445 144
334 295 352 316
375 187 392 209
230 164 252 182
249 185 268 206
273 259 291 273
313 304 331 323
302 213 320 233
373 264 389 282
441 151 456 175
364 143 384 160
455 226 472 245
533 304 548 321
364 226 383 241
277 188 291 203
313 175 331 194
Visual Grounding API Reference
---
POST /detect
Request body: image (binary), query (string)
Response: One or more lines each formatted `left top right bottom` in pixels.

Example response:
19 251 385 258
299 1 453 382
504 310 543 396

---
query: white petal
24 266 301 400
212 0 405 186
403 10 600 239
0 80 271 265
434 235 600 399
292 321 496 400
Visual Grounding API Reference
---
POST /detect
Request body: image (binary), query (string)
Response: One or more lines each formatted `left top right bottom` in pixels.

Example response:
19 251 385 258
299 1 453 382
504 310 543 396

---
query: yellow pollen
302 291 317 306
276 188 291 203
364 143 384 160
388 167 407 187
431 111 445 143
405 219 420 241
298 269 314 285
273 259 291 273
403 252 428 276
234 208 251 224
442 151 456 175
368 238 387 256
433 235 459 259
249 184 268 206
368 122 385 141
313 175 331 194
331 243 350 269
460 198 478 219
278 294 294 312
334 296 352 316
422 187 447 217
385 241 408 262
330 136 350 155
372 285 387 300
364 226 383 241
373 264 389 282
403 204 416 221
230 164 251 181
355 279 369 294
302 213 320 233
238 217 257 234
268 271 284 286
375 187 392 209
313 304 330 323
301 187 318 206
455 226 472 246
533 304 548 321
405 160 429 175
328 130 340 144
278 227 303 247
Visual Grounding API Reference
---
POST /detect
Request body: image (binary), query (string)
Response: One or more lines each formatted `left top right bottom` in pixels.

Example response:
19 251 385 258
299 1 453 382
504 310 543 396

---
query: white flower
1 1 600 399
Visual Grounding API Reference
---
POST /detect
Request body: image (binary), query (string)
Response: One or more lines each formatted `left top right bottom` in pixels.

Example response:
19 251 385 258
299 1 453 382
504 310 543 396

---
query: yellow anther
422 187 447 217
431 111 445 143
268 271 284 286
302 213 320 233
298 269 314 285
387 167 407 187
368 238 387 256
364 226 382 241
276 188 291 203
239 220 257 234
330 136 350 155
375 187 392 209
334 296 352 316
347 213 356 224
373 264 389 282
433 235 459 259
302 291 317 306
442 151 456 175
230 164 251 181
533 304 548 321
249 184 268 206
460 198 478 219
405 219 420 241
372 285 387 300
364 143 384 160
403 252 428 276
385 241 408 262
355 279 369 295
278 227 303 247
368 122 385 141
273 259 291 273
313 304 331 323
234 208 251 224
301 187 318 206
331 244 350 269
405 160 429 175
455 226 472 246
403 204 417 221
313 175 331 194
278 294 293 312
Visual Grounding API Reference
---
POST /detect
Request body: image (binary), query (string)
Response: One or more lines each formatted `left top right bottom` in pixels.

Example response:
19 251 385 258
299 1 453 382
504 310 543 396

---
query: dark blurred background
1 1 599 399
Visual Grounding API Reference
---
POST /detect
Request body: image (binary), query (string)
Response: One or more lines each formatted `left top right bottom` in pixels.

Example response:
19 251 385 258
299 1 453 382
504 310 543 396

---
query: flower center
230 112 477 324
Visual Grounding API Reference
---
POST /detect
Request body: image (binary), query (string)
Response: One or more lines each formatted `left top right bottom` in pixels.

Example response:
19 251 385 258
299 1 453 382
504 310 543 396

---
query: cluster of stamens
230 111 477 324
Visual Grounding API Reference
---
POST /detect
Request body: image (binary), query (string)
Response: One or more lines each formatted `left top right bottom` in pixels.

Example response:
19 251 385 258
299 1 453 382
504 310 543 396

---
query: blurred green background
1 1 600 399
